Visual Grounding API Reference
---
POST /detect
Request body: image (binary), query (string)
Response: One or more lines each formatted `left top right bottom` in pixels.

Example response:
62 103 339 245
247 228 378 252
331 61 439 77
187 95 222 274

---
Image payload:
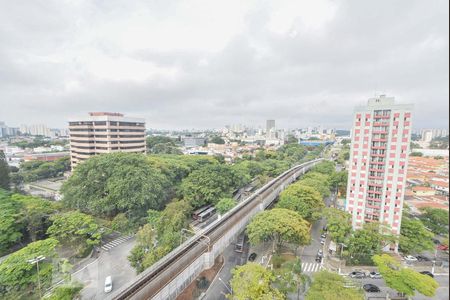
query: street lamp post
28 255 45 299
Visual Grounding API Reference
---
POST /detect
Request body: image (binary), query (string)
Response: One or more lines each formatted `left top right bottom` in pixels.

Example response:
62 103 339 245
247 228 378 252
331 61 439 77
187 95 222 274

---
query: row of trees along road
124 143 321 272
229 160 352 299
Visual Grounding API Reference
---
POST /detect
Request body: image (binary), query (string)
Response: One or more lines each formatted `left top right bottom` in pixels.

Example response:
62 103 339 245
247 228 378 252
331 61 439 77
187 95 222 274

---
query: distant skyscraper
345 95 413 237
68 112 146 168
266 120 275 133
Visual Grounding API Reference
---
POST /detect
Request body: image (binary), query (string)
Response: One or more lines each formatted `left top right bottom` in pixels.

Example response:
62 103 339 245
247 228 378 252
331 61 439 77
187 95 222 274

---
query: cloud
0 0 448 130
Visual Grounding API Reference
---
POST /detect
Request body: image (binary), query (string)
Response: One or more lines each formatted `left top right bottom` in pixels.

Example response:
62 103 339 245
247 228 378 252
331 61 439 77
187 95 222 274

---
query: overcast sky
0 0 448 130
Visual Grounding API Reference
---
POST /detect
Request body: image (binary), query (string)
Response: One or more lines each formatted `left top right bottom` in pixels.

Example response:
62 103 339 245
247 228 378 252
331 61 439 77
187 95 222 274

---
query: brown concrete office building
69 112 146 168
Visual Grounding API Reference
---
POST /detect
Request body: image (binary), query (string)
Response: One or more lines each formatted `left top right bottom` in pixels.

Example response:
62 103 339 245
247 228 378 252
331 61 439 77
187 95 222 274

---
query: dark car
248 253 257 262
349 271 366 278
323 226 328 231
420 271 434 277
363 284 381 293
416 255 431 262
315 255 322 263
433 239 441 245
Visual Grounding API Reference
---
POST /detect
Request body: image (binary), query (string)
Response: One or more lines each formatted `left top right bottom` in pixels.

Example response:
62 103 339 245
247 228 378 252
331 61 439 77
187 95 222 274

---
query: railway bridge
109 158 323 300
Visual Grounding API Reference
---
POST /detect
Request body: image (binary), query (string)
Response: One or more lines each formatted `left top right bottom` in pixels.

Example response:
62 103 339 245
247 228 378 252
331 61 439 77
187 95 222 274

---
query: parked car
104 276 113 293
248 252 257 262
363 284 381 292
404 255 418 262
433 239 441 245
369 271 382 279
320 238 325 245
420 271 434 278
323 225 328 231
437 244 449 251
321 233 327 239
315 255 322 263
317 249 323 257
416 255 431 262
349 271 366 278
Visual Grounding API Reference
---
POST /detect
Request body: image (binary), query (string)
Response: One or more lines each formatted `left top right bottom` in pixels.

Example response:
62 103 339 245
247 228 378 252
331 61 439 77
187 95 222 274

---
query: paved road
73 237 137 299
204 240 248 300
350 275 449 300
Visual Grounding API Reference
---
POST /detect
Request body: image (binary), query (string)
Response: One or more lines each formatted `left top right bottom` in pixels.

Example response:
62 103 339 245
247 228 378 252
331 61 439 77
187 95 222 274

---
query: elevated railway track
110 158 323 300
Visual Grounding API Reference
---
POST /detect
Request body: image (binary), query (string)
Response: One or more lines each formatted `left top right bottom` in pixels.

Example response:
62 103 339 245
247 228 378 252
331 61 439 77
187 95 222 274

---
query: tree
47 283 83 300
228 263 285 300
323 208 352 244
312 161 335 175
216 198 237 215
181 164 246 208
346 223 392 264
373 254 439 297
11 193 59 242
0 150 10 190
110 213 134 234
419 207 449 235
47 211 102 256
246 209 310 251
305 271 363 300
0 190 24 255
129 200 192 273
0 238 59 297
399 216 434 255
298 172 331 198
209 136 225 144
273 258 309 298
277 184 324 221
146 136 178 150
329 170 348 196
410 152 423 157
61 152 168 219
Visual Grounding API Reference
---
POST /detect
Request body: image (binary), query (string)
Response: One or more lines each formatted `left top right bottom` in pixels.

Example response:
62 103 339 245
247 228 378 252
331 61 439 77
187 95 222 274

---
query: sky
0 0 448 130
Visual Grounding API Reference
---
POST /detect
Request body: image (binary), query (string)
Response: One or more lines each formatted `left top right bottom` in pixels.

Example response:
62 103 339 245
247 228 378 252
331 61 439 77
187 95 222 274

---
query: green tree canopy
305 270 363 300
324 208 352 244
0 150 10 190
11 194 59 242
311 161 335 175
419 207 449 235
47 211 102 256
297 172 331 198
399 216 434 255
277 184 324 221
0 238 59 297
373 254 439 297
228 263 285 300
61 152 169 218
0 190 24 255
346 223 393 264
181 164 247 207
247 208 310 250
209 136 225 144
216 198 237 215
129 200 192 273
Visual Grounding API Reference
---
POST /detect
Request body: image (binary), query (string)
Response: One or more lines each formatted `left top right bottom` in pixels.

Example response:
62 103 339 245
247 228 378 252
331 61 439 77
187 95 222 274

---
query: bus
192 204 213 220
197 206 216 222
235 234 245 253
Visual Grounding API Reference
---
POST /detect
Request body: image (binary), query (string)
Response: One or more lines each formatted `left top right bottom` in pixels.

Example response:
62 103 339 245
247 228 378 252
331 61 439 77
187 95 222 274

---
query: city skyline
0 0 448 130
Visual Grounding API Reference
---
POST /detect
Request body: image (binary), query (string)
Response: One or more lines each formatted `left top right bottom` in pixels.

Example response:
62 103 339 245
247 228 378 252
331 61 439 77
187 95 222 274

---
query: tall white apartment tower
345 95 413 235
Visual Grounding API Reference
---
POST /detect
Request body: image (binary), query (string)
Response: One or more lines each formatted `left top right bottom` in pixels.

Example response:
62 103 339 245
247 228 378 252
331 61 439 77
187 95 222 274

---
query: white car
104 276 113 293
404 255 418 262
369 271 382 279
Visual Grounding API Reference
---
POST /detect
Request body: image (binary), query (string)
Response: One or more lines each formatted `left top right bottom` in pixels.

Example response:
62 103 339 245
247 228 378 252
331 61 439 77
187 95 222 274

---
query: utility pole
28 255 45 299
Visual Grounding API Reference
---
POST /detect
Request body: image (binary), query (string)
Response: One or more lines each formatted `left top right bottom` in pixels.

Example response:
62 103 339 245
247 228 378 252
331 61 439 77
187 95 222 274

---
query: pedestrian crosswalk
301 262 323 273
101 235 133 251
